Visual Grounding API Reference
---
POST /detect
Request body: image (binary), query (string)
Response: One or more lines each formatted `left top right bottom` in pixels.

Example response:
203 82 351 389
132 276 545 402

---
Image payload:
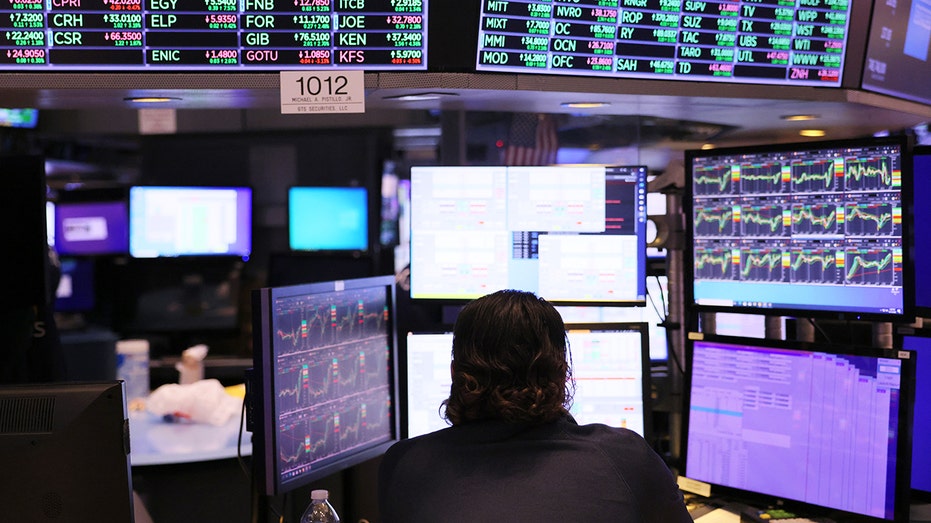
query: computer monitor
910 146 931 317
113 257 245 334
129 185 252 258
54 200 129 256
475 0 857 89
862 0 931 106
0 381 135 522
403 323 651 439
288 186 369 252
898 332 931 501
409 165 648 304
55 257 96 313
250 275 401 496
685 135 912 320
683 333 914 522
556 274 670 362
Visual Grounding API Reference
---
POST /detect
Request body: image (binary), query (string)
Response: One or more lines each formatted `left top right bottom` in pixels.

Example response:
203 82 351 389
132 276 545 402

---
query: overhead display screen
0 0 426 69
476 0 852 87
861 0 931 105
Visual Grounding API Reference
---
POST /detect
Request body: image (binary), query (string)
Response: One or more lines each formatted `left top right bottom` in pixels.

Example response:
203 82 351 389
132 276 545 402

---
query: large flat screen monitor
0 381 135 522
250 275 401 496
898 332 931 501
683 333 914 523
685 136 912 320
129 185 252 258
409 165 648 304
403 322 651 439
54 200 129 256
861 0 931 106
0 2 427 71
475 0 856 87
910 146 931 317
288 186 369 252
113 257 245 334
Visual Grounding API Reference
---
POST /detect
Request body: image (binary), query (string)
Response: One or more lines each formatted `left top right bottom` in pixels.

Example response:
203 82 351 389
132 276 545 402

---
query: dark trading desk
130 411 253 523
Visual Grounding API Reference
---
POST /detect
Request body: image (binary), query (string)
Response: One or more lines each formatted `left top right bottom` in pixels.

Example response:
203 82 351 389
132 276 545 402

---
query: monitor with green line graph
683 135 913 321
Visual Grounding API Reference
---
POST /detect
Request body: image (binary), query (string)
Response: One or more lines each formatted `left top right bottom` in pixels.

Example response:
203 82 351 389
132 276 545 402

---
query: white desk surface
129 411 252 467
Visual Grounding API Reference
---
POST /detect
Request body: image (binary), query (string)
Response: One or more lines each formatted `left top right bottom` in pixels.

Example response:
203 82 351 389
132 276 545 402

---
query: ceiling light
701 143 715 150
561 102 610 109
124 96 179 103
799 129 826 137
781 114 820 121
382 92 457 102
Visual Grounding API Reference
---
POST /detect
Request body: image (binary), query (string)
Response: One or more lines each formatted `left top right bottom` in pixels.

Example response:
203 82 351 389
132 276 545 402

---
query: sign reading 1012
279 70 365 115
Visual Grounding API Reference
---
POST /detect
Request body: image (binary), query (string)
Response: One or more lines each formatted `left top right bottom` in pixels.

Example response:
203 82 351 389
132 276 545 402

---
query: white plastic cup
116 339 150 402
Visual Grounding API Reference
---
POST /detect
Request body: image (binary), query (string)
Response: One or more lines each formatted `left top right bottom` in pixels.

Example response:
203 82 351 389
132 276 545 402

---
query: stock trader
378 289 690 522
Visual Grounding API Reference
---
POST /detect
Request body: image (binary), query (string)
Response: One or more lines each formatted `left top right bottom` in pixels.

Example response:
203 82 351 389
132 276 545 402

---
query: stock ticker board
0 0 426 69
476 0 852 87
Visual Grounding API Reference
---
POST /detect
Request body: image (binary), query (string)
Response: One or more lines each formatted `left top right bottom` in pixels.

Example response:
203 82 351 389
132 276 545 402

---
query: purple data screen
686 339 904 520
54 200 129 256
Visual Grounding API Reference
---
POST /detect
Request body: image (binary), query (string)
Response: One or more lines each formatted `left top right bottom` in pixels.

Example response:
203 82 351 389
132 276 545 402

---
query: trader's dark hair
442 289 573 425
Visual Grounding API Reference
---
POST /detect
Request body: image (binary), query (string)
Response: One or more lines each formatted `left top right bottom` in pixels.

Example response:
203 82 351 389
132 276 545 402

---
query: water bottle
300 489 340 523
116 339 150 403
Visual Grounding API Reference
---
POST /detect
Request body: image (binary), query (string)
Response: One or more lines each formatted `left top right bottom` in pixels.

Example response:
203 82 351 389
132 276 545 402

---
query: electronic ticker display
0 0 426 69
476 0 851 87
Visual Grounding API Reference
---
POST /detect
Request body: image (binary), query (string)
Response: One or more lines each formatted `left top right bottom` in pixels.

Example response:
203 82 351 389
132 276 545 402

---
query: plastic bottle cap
116 339 149 355
311 490 329 501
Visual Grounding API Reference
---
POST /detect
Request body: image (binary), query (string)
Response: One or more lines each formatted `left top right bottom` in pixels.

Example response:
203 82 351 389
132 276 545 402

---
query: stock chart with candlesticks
687 138 908 318
271 285 393 484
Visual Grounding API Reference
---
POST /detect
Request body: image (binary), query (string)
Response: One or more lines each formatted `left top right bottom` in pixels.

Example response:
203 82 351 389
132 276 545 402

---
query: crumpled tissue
146 378 242 426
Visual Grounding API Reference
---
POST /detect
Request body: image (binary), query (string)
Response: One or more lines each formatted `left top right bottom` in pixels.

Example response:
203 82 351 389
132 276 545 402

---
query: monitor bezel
250 274 401 497
128 184 254 259
407 164 649 307
681 332 915 523
683 135 915 322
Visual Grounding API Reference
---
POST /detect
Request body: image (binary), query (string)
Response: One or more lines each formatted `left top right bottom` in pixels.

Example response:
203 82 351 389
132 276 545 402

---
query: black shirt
378 416 692 522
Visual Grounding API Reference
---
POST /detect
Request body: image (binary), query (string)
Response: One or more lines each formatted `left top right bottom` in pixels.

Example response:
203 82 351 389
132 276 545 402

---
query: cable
237 397 250 478
650 273 669 322
806 317 833 344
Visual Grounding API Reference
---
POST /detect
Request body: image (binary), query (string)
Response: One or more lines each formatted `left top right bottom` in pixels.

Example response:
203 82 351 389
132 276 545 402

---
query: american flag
504 113 559 166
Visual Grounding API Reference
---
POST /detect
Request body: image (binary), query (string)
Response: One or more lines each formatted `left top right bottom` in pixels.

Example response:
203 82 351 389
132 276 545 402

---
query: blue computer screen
288 186 369 252
911 147 931 314
900 335 931 497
